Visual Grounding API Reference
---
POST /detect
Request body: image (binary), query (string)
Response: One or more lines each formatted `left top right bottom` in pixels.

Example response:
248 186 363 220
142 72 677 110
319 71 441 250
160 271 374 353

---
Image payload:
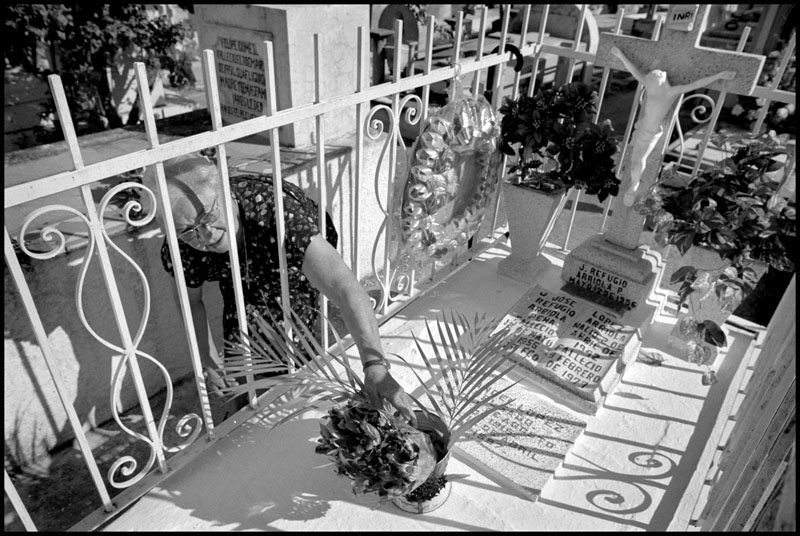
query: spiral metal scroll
365 94 422 311
671 93 718 172
17 182 202 489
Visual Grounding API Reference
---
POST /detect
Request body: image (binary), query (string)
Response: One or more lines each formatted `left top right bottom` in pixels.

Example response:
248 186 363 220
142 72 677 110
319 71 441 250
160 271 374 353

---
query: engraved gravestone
491 285 641 414
454 376 588 500
193 4 368 147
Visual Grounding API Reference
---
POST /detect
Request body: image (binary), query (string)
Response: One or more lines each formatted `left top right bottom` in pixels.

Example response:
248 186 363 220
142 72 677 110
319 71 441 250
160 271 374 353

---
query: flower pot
498 180 567 284
392 411 452 514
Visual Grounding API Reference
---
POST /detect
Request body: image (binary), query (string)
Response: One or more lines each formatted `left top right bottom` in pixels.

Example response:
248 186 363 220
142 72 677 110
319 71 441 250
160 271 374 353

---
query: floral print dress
161 175 338 355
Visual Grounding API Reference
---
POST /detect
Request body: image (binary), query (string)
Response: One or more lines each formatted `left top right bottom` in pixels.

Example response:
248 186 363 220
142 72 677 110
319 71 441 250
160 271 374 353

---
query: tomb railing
3 4 795 531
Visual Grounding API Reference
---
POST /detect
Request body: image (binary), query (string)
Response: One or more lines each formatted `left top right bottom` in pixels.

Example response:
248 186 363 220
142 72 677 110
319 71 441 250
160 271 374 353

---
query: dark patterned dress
161 175 338 355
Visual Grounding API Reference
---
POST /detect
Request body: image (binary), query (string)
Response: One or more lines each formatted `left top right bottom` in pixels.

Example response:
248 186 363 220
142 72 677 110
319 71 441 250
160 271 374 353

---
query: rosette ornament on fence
16 181 203 488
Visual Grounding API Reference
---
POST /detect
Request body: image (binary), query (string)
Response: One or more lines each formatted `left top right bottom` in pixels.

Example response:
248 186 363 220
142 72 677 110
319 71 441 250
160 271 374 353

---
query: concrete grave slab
454 376 588 501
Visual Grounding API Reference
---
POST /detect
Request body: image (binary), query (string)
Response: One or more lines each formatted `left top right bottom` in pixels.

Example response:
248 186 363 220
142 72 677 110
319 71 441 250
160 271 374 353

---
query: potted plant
639 129 796 380
496 81 620 282
218 309 519 513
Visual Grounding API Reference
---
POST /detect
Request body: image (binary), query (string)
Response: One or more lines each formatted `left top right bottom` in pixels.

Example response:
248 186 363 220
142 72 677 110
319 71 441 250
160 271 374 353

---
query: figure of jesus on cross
595 4 764 251
611 46 736 206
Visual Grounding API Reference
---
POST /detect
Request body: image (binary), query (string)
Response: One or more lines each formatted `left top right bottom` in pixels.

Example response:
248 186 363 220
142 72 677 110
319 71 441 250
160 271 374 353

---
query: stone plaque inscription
495 285 639 410
563 261 639 311
213 31 270 122
455 377 588 500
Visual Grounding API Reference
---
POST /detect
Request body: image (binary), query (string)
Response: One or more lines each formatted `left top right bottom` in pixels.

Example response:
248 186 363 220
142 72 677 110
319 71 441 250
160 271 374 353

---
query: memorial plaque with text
454 377 588 501
212 29 271 125
493 285 640 413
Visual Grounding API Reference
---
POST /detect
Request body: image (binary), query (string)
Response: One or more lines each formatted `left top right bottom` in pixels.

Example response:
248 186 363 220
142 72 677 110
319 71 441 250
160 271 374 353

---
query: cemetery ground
3 73 786 532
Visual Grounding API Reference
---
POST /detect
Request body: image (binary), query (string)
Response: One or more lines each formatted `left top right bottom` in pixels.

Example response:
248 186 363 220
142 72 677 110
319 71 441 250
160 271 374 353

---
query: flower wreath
394 78 502 271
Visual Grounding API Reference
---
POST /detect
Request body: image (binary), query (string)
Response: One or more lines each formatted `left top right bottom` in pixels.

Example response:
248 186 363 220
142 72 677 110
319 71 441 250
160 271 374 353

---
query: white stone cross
596 4 765 250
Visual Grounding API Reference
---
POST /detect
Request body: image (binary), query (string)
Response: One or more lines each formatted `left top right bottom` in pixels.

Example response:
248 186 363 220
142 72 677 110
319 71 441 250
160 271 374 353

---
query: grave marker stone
454 377 588 501
561 4 765 311
490 285 641 414
193 4 368 147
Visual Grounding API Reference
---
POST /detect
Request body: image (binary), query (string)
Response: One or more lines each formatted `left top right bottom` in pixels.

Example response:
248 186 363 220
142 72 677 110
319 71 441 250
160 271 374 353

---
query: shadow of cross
593 4 765 250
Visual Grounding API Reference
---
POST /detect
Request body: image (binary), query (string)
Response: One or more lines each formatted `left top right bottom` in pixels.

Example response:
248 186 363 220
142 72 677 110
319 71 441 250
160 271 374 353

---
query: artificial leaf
701 320 727 347
637 349 664 366
701 370 718 386
670 265 697 285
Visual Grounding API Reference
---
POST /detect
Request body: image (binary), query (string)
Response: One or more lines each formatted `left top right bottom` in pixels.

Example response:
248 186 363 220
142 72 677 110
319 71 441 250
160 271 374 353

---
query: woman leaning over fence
144 154 416 424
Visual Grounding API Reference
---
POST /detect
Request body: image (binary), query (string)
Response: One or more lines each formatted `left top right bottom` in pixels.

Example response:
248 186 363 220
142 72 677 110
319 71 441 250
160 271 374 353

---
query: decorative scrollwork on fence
672 93 719 170
365 94 422 312
16 181 203 489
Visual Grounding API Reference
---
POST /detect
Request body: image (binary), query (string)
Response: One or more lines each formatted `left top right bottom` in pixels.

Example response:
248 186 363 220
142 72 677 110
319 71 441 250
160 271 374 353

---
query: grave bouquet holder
392 69 502 276
217 309 520 513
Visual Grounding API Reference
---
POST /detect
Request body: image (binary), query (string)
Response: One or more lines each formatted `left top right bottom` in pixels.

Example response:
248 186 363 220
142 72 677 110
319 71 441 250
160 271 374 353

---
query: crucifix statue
598 4 765 250
611 45 736 207
561 5 765 315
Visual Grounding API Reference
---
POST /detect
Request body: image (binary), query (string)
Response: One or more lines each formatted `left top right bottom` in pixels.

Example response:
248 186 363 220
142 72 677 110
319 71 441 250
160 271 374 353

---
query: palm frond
392 351 448 417
411 329 455 417
218 308 364 409
216 307 520 450
404 312 520 446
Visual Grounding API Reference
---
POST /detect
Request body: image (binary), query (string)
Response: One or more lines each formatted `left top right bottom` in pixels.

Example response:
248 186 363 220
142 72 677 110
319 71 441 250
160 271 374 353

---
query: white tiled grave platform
97 241 759 532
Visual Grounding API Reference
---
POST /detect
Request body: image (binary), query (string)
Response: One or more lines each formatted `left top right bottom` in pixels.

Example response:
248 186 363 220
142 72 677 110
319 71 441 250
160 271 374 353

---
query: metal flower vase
392 411 452 514
497 180 567 284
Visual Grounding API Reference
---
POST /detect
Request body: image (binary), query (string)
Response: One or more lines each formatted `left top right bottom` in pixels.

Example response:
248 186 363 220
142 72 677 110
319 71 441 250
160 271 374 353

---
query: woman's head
145 155 239 253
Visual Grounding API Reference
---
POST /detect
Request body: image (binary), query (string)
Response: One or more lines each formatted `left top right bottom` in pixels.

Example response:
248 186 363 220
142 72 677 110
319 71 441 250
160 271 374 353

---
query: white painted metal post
135 63 219 433
200 50 255 406
314 33 330 350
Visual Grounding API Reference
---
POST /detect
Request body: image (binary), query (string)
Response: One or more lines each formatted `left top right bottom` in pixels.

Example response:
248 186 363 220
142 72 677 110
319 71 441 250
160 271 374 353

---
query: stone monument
561 4 765 312
193 4 369 147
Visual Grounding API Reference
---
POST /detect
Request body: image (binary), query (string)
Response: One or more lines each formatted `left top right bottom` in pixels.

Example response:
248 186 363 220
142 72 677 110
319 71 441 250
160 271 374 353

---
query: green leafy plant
497 81 621 202
218 308 519 506
3 4 193 136
645 130 796 272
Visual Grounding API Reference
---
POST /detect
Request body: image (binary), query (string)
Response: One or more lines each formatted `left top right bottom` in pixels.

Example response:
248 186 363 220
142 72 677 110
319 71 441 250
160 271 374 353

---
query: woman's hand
363 365 418 427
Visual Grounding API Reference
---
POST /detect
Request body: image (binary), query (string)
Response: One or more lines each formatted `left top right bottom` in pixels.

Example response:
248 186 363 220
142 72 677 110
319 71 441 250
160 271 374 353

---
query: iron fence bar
353 26 368 281
470 6 489 96
487 3 516 240
314 33 330 350
199 49 254 408
4 470 37 531
136 63 217 435
686 28 753 177
752 32 796 135
561 8 624 251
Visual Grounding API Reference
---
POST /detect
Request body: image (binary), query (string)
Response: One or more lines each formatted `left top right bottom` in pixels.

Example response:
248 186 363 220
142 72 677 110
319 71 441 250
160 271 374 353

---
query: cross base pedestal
561 234 663 313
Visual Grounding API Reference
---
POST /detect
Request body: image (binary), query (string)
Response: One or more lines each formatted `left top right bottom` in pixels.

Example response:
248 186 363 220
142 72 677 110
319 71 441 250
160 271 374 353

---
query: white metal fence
3 5 796 531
